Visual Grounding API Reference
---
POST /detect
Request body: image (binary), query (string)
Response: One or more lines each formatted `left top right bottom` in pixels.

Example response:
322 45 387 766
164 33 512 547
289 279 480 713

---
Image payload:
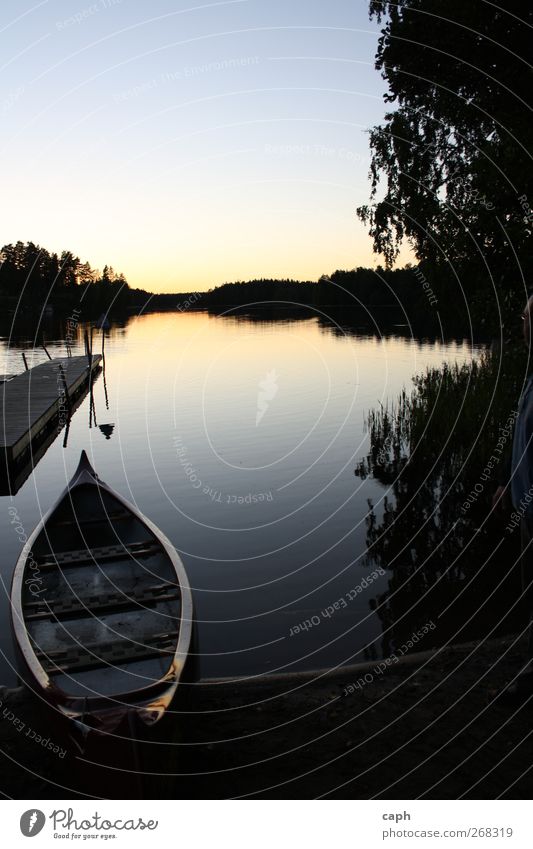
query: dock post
58 364 72 413
87 333 95 428
85 328 94 369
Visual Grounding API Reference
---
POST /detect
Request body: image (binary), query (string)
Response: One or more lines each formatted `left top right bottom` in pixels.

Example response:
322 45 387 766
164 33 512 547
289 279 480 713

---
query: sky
0 0 408 293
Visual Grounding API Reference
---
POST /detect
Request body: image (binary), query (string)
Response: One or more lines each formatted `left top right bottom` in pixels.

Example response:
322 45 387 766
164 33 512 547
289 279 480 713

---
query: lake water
0 309 479 683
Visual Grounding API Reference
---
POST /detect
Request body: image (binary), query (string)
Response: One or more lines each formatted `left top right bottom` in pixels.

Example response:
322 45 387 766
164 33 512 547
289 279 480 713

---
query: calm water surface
0 310 480 683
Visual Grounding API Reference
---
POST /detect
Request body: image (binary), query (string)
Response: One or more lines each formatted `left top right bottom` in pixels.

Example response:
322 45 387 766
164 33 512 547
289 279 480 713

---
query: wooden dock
0 355 101 467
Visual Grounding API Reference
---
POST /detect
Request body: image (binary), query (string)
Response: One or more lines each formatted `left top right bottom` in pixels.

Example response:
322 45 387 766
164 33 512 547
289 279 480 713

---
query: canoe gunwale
10 451 193 725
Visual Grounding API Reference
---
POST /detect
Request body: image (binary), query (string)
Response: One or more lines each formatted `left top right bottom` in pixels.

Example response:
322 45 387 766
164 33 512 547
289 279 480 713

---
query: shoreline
202 645 441 687
1 633 531 799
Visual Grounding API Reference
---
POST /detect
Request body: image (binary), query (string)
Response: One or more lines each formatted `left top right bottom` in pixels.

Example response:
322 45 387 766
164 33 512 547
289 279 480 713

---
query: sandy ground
1 635 532 799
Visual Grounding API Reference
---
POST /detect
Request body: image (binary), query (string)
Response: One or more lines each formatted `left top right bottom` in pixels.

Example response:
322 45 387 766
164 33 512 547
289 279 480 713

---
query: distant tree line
318 266 440 313
169 267 455 329
117 267 466 330
0 240 132 313
0 240 470 331
198 278 316 307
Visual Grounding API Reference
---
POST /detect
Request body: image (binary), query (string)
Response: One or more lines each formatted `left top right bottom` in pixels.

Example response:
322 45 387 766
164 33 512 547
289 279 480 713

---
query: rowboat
10 451 193 737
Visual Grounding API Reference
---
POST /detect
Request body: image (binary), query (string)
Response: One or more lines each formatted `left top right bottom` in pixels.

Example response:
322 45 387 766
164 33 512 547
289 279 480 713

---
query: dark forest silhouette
0 240 452 330
0 241 133 315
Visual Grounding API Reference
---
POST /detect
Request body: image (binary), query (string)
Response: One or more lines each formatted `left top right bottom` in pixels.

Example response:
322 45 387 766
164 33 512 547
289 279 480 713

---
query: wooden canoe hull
10 451 194 733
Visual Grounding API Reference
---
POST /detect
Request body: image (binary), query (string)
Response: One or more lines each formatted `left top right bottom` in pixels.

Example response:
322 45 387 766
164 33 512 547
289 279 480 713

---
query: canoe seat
34 629 180 675
24 583 181 621
35 540 161 570
53 510 131 527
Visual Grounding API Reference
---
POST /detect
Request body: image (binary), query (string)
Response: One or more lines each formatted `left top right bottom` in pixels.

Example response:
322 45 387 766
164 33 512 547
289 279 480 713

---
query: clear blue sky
0 0 406 291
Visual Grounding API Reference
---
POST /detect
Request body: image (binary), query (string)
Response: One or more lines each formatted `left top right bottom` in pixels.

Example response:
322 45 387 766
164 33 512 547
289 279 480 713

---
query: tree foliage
357 0 533 310
0 240 130 312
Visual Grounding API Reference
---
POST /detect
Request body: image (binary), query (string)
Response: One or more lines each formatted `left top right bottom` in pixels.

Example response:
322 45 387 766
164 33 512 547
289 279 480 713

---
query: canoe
10 451 193 736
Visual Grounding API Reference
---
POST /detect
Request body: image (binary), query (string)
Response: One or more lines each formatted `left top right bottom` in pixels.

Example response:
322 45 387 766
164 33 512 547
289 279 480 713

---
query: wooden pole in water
21 353 28 371
89 385 97 428
62 416 71 448
42 337 52 360
84 328 91 364
58 363 72 413
103 358 109 410
87 347 96 429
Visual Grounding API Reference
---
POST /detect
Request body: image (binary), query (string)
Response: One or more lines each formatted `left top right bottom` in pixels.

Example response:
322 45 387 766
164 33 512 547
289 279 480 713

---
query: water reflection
355 358 525 657
0 308 484 681
99 424 115 440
